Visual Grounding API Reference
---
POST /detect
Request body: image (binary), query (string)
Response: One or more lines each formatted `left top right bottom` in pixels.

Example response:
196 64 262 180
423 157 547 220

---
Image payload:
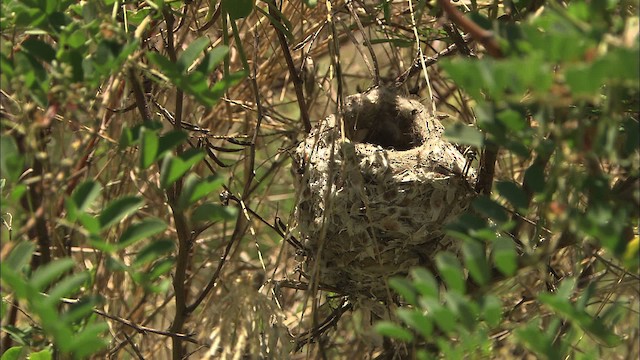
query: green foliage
1 246 108 359
1 0 636 358
147 41 246 107
378 1 638 358
222 0 254 20
380 264 624 359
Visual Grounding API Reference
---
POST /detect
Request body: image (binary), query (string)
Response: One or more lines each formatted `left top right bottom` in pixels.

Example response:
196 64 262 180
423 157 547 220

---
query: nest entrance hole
344 90 427 151
359 107 423 151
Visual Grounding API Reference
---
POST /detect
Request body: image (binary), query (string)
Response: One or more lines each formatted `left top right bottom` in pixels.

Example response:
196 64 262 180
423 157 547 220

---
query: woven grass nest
293 87 477 299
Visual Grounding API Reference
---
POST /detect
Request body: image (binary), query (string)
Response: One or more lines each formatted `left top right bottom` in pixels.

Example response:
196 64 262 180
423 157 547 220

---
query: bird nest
293 87 477 299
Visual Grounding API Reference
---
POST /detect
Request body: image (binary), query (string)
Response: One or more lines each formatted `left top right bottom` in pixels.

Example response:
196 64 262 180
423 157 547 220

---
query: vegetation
1 0 638 359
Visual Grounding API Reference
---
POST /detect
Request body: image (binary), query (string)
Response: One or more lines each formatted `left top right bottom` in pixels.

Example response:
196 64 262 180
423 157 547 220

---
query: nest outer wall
293 87 477 299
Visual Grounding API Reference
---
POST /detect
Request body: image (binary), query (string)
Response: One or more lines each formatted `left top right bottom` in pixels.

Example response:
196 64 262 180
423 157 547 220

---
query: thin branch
266 0 312 133
475 141 498 195
347 2 380 85
394 33 472 87
439 0 503 58
58 298 202 344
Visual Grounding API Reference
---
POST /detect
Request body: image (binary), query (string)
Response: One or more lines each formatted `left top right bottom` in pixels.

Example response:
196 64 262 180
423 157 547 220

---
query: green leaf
157 130 188 158
497 109 527 132
177 37 210 73
423 298 458 333
444 291 477 331
491 236 518 276
159 149 204 188
78 212 101 235
523 162 546 194
119 127 135 148
30 258 75 291
66 322 109 358
255 6 293 41
192 202 237 223
397 308 433 338
482 295 503 328
472 196 509 224
223 0 254 20
99 196 144 230
444 123 484 148
140 128 159 169
303 0 317 7
1 346 27 360
435 252 466 293
496 181 528 210
195 45 229 74
133 239 174 267
461 240 491 287
388 277 417 305
0 263 29 299
410 267 439 299
1 54 15 78
4 241 35 272
374 321 414 342
146 257 174 280
539 288 622 347
118 218 167 249
177 174 225 209
61 296 101 325
514 320 560 360
29 348 52 360
45 272 89 304
21 38 56 63
147 52 179 79
0 136 25 182
199 70 246 106
71 181 102 212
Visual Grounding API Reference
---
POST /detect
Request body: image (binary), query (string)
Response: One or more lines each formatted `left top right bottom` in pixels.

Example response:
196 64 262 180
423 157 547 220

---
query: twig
346 2 380 85
442 23 473 57
186 207 247 313
438 0 503 58
294 300 353 351
393 33 472 87
475 141 498 195
162 9 191 360
266 0 311 133
121 332 144 360
58 297 201 344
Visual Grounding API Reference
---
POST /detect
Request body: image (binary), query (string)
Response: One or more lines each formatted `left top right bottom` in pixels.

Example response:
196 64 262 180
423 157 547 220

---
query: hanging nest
293 87 477 299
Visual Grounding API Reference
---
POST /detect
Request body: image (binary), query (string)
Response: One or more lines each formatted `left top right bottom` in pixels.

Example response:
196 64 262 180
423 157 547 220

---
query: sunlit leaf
435 252 466 294
159 149 204 188
71 181 102 212
118 218 167 249
397 308 432 338
374 321 414 342
99 196 144 229
133 239 174 267
462 240 491 287
140 128 159 169
4 241 35 273
177 37 210 72
389 277 417 305
157 130 188 158
491 236 518 276
496 181 528 210
30 258 75 291
222 0 254 20
191 202 237 223
177 174 225 209
410 267 438 299
444 123 484 148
